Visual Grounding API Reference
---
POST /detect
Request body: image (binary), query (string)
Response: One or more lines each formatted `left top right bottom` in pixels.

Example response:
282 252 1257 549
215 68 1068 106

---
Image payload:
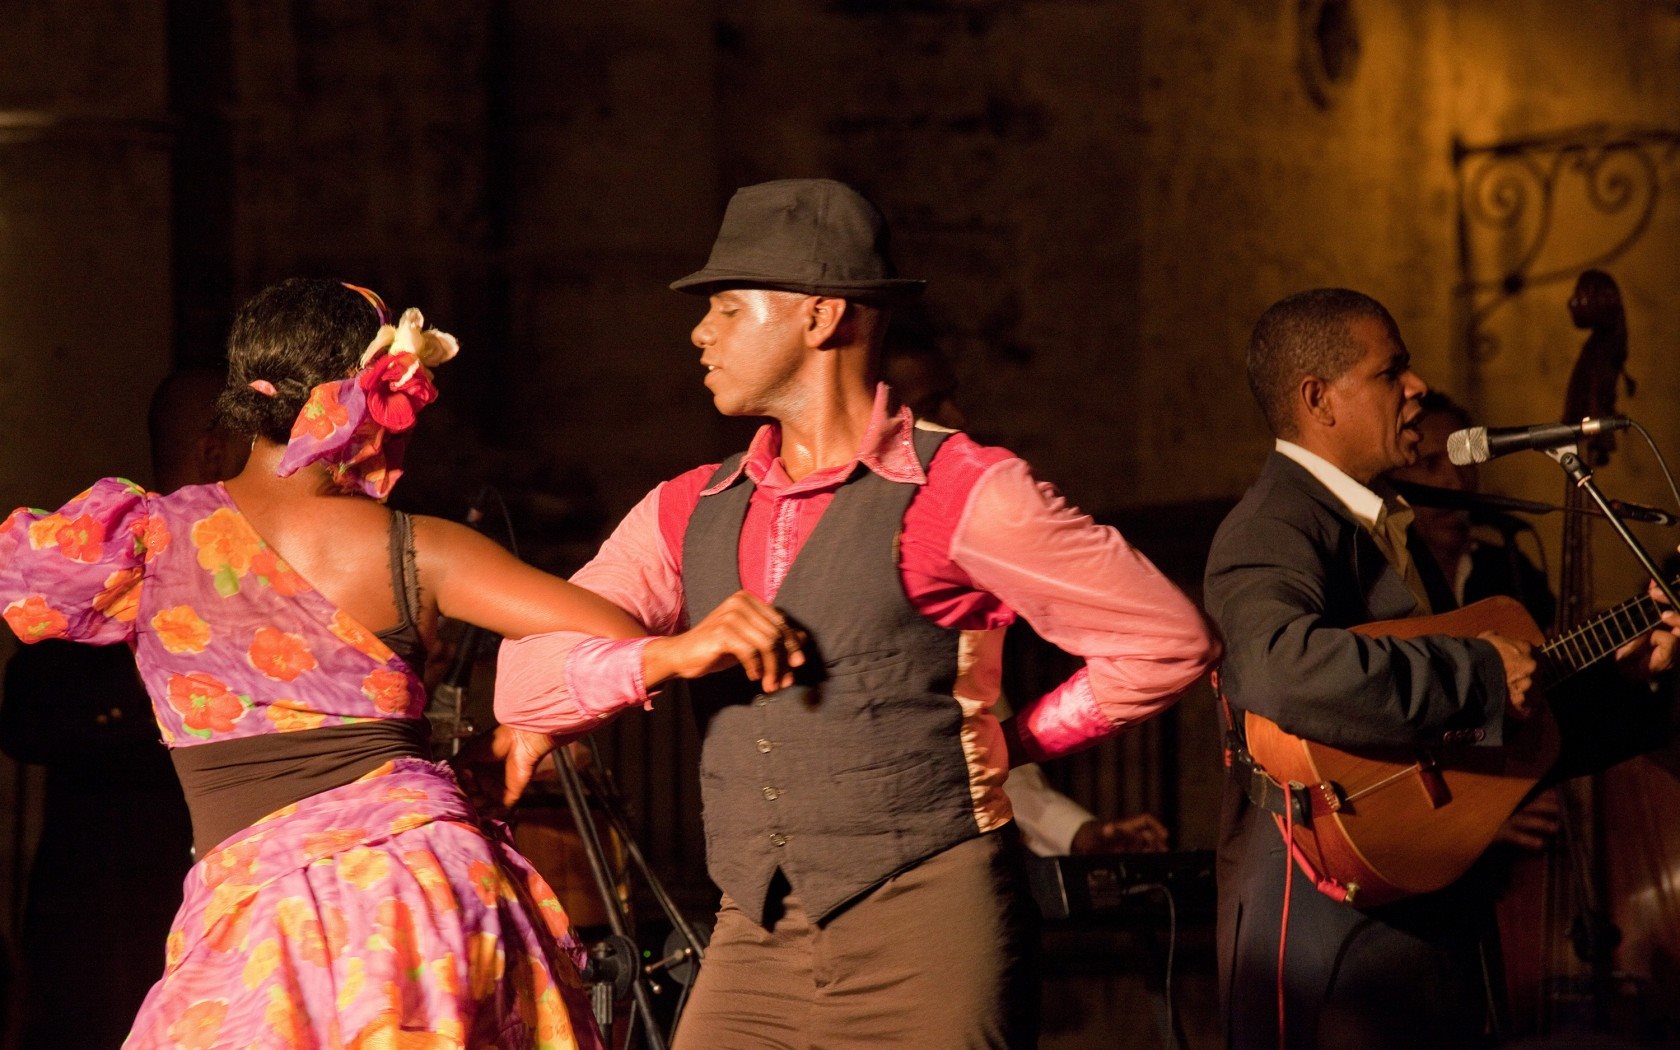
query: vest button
770 832 788 847
756 738 773 753
762 786 779 801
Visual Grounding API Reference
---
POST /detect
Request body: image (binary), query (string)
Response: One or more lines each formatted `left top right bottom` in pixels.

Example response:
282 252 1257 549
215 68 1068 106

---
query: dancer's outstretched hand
643 590 807 694
498 725 561 808
457 724 568 810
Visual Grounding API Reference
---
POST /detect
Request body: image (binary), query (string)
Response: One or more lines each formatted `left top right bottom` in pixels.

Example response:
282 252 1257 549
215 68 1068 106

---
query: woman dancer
0 279 656 1048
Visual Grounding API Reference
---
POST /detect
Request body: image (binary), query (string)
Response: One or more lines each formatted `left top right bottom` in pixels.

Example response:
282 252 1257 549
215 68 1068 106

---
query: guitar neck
1540 575 1680 684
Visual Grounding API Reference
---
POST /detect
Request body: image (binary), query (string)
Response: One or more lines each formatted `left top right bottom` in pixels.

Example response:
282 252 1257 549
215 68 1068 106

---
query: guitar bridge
1414 752 1452 809
1310 780 1345 815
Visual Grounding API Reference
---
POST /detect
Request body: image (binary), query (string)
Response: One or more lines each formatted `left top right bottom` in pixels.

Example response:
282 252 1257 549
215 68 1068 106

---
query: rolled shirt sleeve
494 486 683 735
951 458 1221 761
1004 762 1096 856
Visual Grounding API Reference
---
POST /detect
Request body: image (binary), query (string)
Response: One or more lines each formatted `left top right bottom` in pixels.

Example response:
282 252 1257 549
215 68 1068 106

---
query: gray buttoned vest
682 427 980 925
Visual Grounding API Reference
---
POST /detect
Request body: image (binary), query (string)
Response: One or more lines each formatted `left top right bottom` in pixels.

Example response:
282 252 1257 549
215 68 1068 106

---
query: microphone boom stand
544 740 710 1049
1547 447 1680 608
574 741 710 973
448 486 706 1044
549 749 669 1049
1544 445 1677 1030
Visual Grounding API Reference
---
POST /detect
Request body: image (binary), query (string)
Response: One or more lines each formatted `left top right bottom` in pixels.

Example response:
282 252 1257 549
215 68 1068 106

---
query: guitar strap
1214 671 1354 905
1214 673 1343 824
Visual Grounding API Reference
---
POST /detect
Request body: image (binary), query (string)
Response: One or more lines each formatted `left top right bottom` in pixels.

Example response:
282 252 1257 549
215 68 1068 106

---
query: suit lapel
1260 453 1433 621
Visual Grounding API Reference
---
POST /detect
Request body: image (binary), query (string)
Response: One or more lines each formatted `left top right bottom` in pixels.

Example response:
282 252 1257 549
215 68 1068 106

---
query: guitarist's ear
1300 374 1335 429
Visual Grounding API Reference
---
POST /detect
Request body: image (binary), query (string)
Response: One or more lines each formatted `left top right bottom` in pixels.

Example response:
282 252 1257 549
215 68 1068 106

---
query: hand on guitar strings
1479 631 1538 719
1612 577 1680 684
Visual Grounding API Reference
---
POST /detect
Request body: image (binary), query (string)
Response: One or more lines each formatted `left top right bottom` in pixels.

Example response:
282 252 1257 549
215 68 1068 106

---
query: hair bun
214 378 313 443
218 279 383 444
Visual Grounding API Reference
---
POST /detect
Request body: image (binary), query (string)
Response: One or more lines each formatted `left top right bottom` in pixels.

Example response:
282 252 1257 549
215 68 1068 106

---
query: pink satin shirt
496 386 1218 783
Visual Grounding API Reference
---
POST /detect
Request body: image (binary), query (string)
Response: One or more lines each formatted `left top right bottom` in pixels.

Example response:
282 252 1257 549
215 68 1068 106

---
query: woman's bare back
221 476 423 641
222 443 642 648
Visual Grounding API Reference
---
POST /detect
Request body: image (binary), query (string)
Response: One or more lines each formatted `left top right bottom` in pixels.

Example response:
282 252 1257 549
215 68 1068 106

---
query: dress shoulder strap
384 510 422 633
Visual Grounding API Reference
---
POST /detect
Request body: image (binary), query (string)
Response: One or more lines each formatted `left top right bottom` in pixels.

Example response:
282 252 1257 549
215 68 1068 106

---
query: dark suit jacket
1207 452 1507 1049
1205 452 1674 1048
1208 453 1508 753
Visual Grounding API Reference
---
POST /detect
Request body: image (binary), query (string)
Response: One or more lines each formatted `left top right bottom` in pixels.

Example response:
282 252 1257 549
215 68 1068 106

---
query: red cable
1275 812 1352 903
1278 801 1293 1048
1270 800 1354 1049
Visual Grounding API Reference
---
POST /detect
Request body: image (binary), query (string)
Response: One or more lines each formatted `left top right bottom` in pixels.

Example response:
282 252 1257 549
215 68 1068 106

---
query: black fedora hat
671 179 925 302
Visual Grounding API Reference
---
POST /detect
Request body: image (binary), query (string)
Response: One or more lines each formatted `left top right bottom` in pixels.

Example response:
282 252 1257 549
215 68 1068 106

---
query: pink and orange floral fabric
276 306 457 500
0 478 602 1049
124 759 595 1049
0 479 428 745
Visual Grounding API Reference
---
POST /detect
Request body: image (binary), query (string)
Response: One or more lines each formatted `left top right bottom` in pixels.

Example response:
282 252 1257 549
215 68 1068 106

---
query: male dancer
496 179 1218 1048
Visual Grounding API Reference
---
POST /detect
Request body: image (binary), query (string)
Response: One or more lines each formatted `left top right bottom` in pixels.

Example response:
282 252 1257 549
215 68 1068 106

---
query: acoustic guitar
1243 585 1665 907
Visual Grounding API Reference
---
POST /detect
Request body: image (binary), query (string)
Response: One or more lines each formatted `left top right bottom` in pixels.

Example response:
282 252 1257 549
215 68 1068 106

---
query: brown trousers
672 831 1038 1050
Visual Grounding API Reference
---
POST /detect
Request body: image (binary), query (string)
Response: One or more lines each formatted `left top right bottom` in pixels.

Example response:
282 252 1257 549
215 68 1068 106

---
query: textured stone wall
4 2 1676 588
133 0 1680 545
0 0 172 507
1449 3 1680 607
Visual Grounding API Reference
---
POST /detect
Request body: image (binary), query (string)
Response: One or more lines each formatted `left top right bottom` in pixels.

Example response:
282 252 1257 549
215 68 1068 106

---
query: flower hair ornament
274 284 460 500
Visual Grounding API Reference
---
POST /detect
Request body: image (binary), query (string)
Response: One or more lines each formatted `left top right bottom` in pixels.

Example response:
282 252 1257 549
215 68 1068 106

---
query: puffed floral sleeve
0 477 154 646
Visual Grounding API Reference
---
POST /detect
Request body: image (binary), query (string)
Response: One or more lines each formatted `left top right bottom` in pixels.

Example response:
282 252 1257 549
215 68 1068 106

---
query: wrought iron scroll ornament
1455 125 1680 362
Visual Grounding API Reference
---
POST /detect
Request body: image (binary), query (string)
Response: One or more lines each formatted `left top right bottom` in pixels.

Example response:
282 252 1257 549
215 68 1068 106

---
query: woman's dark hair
214 278 383 443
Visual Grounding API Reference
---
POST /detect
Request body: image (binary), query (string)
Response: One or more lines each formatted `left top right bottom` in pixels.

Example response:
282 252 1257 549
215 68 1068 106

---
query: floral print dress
0 478 602 1050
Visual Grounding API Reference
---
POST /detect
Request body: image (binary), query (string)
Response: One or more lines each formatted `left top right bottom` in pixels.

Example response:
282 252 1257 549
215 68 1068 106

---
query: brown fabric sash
170 718 429 857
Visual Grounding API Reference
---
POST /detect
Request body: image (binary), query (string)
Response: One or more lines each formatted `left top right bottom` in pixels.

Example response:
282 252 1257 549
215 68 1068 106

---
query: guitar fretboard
1539 576 1680 685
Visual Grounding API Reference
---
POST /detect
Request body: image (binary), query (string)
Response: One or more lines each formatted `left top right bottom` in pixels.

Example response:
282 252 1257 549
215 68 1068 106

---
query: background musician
0 367 243 1048
1388 392 1555 630
1388 393 1565 858
1204 288 1678 1048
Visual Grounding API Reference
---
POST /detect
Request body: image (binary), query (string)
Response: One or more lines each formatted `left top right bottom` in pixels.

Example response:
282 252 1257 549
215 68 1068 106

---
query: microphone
1608 498 1680 527
1446 417 1632 466
1390 480 1552 517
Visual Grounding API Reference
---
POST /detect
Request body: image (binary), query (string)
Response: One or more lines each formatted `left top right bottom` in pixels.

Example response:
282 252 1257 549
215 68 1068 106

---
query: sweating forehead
713 288 811 309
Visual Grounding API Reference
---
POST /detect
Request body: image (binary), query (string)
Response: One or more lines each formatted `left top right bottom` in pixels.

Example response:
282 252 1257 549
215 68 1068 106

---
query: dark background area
5 1 1680 1045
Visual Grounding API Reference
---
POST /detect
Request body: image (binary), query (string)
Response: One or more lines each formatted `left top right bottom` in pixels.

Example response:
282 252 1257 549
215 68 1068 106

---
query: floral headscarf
274 287 460 500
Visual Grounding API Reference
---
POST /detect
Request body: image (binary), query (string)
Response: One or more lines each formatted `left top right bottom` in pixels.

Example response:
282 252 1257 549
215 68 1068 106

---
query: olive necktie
1369 501 1433 615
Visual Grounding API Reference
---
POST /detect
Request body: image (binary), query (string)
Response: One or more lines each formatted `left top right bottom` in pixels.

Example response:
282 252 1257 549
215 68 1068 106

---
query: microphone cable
1120 880 1180 1050
1628 418 1680 522
467 483 521 558
429 484 519 751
